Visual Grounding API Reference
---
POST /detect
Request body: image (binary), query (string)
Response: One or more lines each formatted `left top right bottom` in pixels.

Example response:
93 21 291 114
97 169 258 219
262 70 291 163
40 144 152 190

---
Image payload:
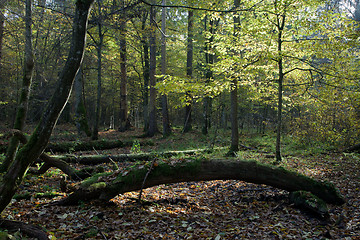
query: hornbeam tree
0 0 94 214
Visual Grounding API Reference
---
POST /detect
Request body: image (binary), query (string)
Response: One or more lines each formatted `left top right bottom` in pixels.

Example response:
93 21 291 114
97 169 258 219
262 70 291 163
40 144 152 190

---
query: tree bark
36 153 98 180
92 1 104 140
141 12 150 132
55 158 345 206
183 10 193 133
74 68 91 137
228 0 240 155
147 3 158 137
0 0 34 172
161 0 171 137
275 13 286 164
0 3 4 78
202 17 214 135
118 13 131 132
0 0 93 214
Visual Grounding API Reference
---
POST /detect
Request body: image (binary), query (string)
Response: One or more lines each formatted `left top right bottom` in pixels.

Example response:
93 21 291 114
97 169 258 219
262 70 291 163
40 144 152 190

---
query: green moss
88 182 107 191
111 158 202 186
80 172 111 189
289 190 329 216
113 165 149 185
151 158 202 178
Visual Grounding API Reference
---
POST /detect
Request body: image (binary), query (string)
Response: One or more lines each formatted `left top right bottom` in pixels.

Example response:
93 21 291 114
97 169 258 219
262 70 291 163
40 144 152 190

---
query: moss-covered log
36 153 103 180
0 219 48 240
55 158 345 206
45 139 154 153
52 149 207 165
289 190 329 218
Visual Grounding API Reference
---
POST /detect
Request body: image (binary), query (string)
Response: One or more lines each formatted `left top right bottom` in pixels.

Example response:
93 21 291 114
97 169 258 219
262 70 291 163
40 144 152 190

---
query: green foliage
130 140 141 154
85 228 98 238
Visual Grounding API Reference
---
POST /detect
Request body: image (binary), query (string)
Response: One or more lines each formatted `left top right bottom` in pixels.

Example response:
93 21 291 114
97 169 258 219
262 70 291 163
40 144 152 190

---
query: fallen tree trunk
35 153 102 180
45 139 154 153
55 158 345 206
343 143 360 153
5 130 98 180
52 149 209 165
0 219 49 240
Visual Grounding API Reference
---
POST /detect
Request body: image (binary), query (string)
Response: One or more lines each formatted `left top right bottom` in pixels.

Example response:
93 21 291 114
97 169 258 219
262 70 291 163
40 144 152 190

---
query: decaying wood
55 158 345 206
0 219 49 240
289 190 329 218
52 149 207 165
37 153 101 180
45 139 154 153
6 129 97 180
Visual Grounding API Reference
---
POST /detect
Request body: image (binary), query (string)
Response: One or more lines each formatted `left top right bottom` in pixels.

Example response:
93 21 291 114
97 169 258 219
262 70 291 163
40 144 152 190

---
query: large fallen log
55 158 345 206
52 149 212 165
45 139 154 153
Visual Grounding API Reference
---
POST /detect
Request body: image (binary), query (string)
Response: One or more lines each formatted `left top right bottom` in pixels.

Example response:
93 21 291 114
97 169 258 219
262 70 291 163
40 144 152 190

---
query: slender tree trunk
0 5 4 78
229 0 240 154
0 0 34 172
147 4 158 137
202 17 214 135
275 13 285 164
74 68 90 136
119 19 131 132
92 2 103 140
141 14 150 132
0 0 93 214
183 10 193 133
161 0 171 137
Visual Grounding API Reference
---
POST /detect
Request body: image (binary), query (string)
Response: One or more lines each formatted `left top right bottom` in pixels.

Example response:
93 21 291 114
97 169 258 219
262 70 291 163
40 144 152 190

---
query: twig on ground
138 158 157 203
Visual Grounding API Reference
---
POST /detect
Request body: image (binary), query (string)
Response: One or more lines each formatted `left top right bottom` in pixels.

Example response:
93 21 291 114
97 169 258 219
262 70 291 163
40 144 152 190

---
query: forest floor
1 124 360 239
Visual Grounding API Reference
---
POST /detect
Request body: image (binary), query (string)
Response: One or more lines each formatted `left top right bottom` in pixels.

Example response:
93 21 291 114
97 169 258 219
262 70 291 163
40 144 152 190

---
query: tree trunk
119 17 131 132
92 0 104 140
183 10 193 133
161 0 171 137
0 0 93 214
0 4 4 80
147 4 158 137
35 153 101 180
55 158 345 206
229 0 240 155
202 17 214 135
0 0 34 172
275 14 285 164
74 68 91 137
141 13 150 132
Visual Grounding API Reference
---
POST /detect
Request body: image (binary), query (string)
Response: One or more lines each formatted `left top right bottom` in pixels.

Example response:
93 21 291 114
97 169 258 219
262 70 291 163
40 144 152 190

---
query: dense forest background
0 0 360 239
1 0 360 150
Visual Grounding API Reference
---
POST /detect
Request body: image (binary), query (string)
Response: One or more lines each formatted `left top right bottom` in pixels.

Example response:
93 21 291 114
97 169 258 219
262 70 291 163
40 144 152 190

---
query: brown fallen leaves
1 128 360 239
